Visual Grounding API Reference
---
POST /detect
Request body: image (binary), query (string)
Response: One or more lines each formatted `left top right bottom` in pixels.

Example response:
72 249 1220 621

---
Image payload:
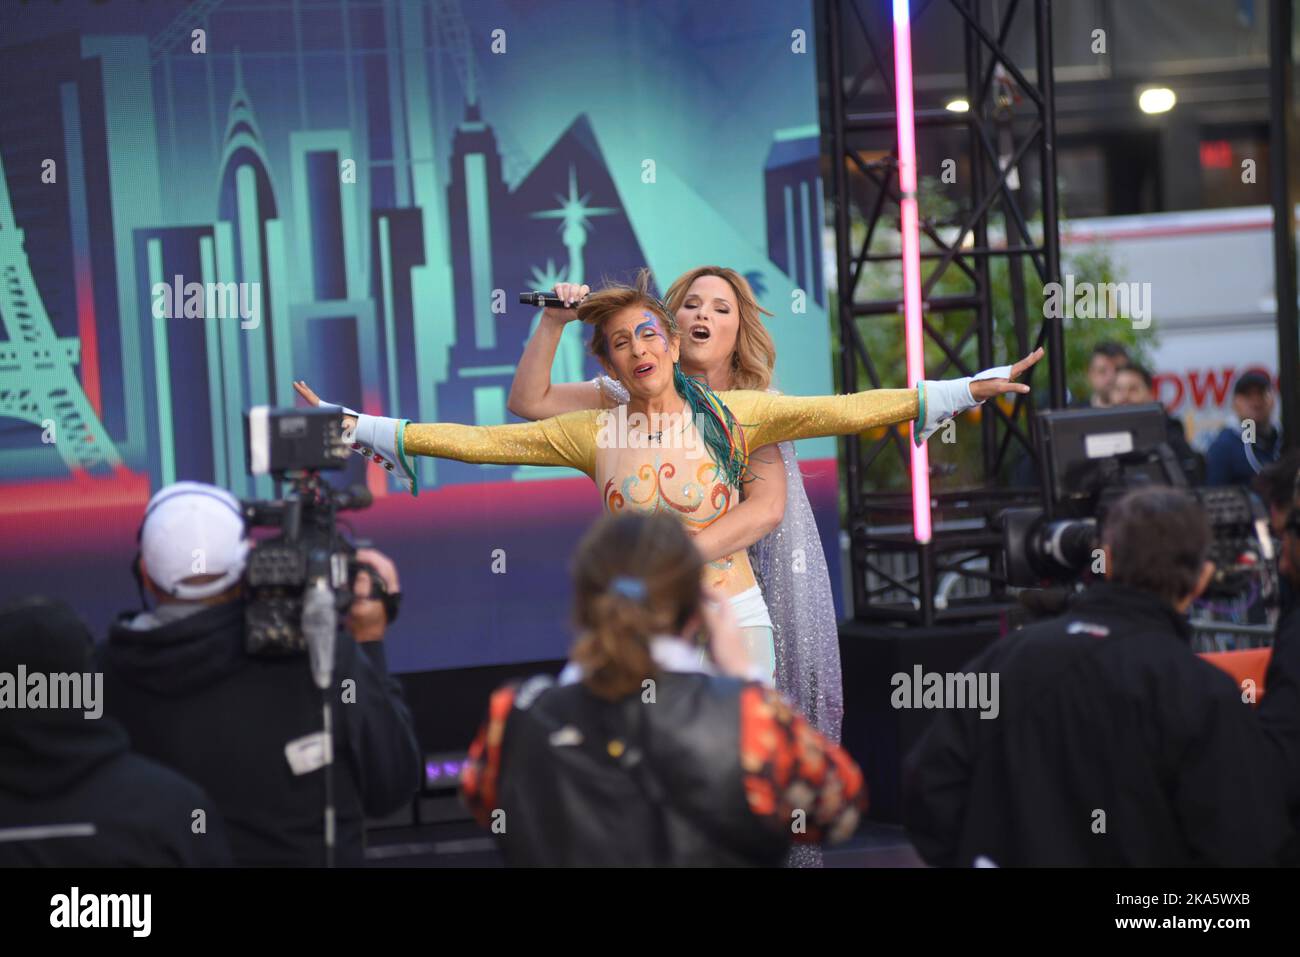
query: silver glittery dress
751 440 842 870
747 440 843 744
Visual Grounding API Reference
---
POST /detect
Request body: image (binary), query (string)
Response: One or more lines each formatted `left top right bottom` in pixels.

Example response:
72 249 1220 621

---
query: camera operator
904 486 1291 866
1255 453 1300 614
99 481 421 867
0 596 231 866
1254 452 1300 539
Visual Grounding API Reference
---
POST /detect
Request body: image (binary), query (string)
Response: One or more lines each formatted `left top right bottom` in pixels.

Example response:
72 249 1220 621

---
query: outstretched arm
401 415 596 474
734 348 1043 449
735 387 921 449
294 379 597 494
507 282 613 420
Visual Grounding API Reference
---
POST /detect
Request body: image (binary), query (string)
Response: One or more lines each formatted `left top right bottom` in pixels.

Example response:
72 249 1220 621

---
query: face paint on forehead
635 312 669 351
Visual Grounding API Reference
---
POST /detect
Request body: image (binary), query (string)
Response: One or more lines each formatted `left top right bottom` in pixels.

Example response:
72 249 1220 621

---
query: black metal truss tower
818 0 1066 627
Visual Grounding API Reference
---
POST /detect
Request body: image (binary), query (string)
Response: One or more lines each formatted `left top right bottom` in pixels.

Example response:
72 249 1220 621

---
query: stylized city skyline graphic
0 0 827 504
0 0 837 673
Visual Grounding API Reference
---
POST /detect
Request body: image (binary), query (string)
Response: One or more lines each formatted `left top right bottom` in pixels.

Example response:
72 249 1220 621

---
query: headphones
132 485 402 624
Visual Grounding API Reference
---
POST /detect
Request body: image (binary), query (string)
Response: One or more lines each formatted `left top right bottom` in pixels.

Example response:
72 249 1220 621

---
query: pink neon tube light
891 0 932 544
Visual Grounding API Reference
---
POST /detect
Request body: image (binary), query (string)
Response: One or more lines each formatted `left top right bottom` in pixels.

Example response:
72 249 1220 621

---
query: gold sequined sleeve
723 388 920 448
401 409 599 477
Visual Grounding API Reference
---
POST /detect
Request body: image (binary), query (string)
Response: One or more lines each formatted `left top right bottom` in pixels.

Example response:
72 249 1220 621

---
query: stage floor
363 820 925 868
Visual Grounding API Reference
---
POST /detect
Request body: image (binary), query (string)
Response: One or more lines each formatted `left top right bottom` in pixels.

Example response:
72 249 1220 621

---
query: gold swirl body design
598 432 753 595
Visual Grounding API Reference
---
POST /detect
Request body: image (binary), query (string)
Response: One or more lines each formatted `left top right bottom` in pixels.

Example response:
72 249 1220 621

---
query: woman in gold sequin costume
509 267 845 745
294 271 1042 682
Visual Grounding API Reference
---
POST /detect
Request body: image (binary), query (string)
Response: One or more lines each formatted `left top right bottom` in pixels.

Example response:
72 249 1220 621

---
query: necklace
643 414 691 445
626 402 692 445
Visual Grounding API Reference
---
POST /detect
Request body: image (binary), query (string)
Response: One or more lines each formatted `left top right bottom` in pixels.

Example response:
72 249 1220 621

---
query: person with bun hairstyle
458 511 866 866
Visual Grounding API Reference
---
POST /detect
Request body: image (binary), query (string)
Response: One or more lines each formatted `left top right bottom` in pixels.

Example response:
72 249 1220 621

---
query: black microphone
519 291 584 309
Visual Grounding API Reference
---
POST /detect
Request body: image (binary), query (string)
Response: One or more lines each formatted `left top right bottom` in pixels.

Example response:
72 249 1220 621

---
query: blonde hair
570 512 704 701
664 266 776 392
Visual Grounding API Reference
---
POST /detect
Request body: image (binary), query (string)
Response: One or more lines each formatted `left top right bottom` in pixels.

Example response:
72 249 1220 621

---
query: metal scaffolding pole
818 0 1061 626
1269 0 1300 451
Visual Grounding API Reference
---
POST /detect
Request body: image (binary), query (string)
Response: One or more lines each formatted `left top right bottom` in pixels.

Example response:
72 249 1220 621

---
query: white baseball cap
140 482 250 600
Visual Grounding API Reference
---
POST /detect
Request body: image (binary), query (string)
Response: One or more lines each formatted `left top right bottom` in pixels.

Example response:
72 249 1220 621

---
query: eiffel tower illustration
0 149 123 475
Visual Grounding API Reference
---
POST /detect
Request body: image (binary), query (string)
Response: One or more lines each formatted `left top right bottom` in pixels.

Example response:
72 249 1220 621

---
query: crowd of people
5 474 1296 867
0 268 1295 868
1075 339 1284 488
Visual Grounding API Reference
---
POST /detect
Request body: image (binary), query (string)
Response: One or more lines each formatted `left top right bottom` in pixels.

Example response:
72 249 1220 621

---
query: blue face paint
635 312 669 352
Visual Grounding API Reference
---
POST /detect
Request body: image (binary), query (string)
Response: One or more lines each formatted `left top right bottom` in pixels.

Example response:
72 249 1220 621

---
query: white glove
316 398 360 418
319 398 417 496
350 413 417 495
915 365 1013 445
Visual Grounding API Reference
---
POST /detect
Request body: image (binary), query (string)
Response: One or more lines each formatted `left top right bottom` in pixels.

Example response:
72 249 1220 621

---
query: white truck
1064 205 1286 449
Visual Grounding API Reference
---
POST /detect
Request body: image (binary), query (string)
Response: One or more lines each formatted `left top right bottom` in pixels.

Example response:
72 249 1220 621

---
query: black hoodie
0 596 231 867
99 599 421 867
1259 601 1300 862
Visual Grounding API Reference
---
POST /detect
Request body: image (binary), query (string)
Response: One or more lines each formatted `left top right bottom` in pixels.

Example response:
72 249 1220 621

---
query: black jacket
1259 603 1300 861
100 601 421 867
0 718 232 867
462 668 866 866
0 596 230 867
904 583 1292 866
